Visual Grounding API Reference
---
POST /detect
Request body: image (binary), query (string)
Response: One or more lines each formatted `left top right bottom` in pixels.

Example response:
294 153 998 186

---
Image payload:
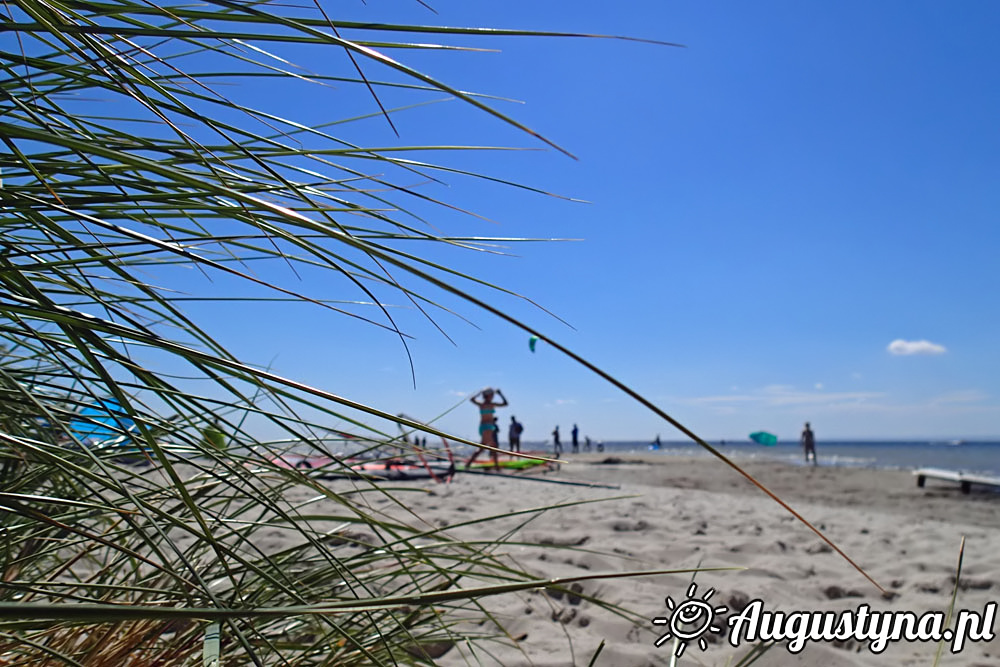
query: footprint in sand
953 576 993 591
805 542 832 554
612 519 649 532
823 585 865 600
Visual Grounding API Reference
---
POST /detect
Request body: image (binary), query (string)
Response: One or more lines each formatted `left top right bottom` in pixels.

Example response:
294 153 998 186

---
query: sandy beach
299 453 1000 666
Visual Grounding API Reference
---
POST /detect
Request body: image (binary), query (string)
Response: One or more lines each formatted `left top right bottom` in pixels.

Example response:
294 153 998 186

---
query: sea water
594 440 1000 476
277 438 1000 477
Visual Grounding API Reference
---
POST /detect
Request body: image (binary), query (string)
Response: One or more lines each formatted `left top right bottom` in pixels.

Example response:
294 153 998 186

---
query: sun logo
652 582 728 657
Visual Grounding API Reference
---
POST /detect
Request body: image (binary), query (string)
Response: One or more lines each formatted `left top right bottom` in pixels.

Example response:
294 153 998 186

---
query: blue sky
180 1 1000 442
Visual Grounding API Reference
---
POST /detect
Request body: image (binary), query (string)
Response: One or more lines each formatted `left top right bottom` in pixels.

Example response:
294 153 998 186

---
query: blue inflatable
69 398 136 445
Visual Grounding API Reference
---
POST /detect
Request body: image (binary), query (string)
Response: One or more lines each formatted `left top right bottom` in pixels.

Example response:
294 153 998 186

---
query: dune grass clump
0 1 691 663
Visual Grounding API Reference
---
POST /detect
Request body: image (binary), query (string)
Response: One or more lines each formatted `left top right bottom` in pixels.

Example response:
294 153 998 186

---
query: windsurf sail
467 455 549 471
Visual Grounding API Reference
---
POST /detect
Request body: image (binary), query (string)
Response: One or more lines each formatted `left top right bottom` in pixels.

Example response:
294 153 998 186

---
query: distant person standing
571 423 580 454
584 436 592 452
508 416 524 453
552 425 562 456
801 422 817 465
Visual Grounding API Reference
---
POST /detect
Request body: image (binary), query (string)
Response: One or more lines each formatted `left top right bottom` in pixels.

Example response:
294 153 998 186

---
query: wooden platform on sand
914 467 1000 494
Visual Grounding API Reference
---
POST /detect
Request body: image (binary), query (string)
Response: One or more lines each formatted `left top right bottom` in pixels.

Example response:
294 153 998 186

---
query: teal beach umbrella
749 431 778 446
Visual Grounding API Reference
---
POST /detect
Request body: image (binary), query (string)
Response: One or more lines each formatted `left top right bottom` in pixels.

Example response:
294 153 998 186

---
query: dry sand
352 453 1000 666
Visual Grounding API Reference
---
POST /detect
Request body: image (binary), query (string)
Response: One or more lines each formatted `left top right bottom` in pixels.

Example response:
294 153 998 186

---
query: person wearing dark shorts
508 416 523 453
801 422 817 465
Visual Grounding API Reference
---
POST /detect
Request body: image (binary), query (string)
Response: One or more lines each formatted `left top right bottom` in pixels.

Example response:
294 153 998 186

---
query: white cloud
929 390 988 405
814 383 824 390
887 339 947 356
681 386 883 408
